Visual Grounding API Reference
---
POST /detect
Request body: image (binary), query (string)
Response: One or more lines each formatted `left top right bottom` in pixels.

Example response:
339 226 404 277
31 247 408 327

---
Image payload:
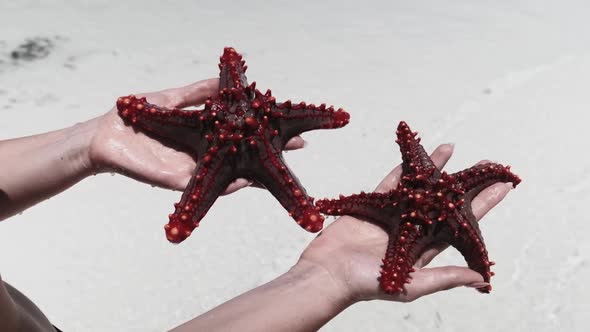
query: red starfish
116 47 350 243
316 121 520 294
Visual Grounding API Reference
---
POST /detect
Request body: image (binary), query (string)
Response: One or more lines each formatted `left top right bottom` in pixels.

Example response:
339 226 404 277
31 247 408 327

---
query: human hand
87 78 305 194
297 144 514 303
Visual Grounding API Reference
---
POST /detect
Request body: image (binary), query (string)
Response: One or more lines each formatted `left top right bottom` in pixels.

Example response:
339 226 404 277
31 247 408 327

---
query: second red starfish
317 121 520 294
116 48 350 243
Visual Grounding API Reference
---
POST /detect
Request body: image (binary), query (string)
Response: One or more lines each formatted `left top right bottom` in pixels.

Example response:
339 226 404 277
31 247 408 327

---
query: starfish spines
379 222 427 293
317 121 520 294
454 163 521 194
252 136 325 232
116 95 206 150
164 220 193 243
396 123 438 181
449 209 493 293
165 147 234 243
316 191 401 226
219 47 248 91
272 102 350 143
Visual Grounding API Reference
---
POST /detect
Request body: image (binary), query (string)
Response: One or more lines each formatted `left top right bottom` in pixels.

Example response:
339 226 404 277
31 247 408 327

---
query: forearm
0 119 97 220
171 262 354 332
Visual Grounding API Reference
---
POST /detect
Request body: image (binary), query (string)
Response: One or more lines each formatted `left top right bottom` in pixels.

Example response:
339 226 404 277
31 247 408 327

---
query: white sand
1 1 589 331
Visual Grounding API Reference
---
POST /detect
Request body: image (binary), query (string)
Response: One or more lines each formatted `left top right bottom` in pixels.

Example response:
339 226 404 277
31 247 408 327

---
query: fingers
414 242 449 268
161 78 220 109
222 178 253 195
375 143 454 193
284 136 306 150
472 182 513 220
430 143 455 169
409 266 486 299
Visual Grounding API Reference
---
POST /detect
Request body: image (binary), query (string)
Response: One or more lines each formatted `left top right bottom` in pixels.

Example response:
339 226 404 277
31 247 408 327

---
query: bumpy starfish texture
317 121 520 294
116 47 350 243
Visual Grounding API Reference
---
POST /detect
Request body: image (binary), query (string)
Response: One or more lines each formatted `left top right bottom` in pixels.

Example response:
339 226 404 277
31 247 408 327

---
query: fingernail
303 139 308 148
465 282 489 288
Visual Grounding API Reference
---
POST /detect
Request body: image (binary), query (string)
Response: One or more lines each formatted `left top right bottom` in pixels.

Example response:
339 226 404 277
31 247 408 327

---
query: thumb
413 266 487 297
222 178 253 195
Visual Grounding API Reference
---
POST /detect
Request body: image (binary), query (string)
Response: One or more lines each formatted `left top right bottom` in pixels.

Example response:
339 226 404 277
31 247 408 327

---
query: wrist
63 117 100 177
288 260 357 311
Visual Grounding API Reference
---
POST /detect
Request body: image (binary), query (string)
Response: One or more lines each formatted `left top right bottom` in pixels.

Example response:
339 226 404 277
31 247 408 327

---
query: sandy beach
1 1 589 331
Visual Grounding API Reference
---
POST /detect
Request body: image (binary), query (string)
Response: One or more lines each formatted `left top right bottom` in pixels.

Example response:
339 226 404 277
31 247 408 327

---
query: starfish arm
452 163 521 197
271 102 350 144
218 47 248 91
246 137 324 232
116 95 203 149
448 210 494 293
165 146 235 243
395 121 440 182
380 220 434 294
316 191 399 226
